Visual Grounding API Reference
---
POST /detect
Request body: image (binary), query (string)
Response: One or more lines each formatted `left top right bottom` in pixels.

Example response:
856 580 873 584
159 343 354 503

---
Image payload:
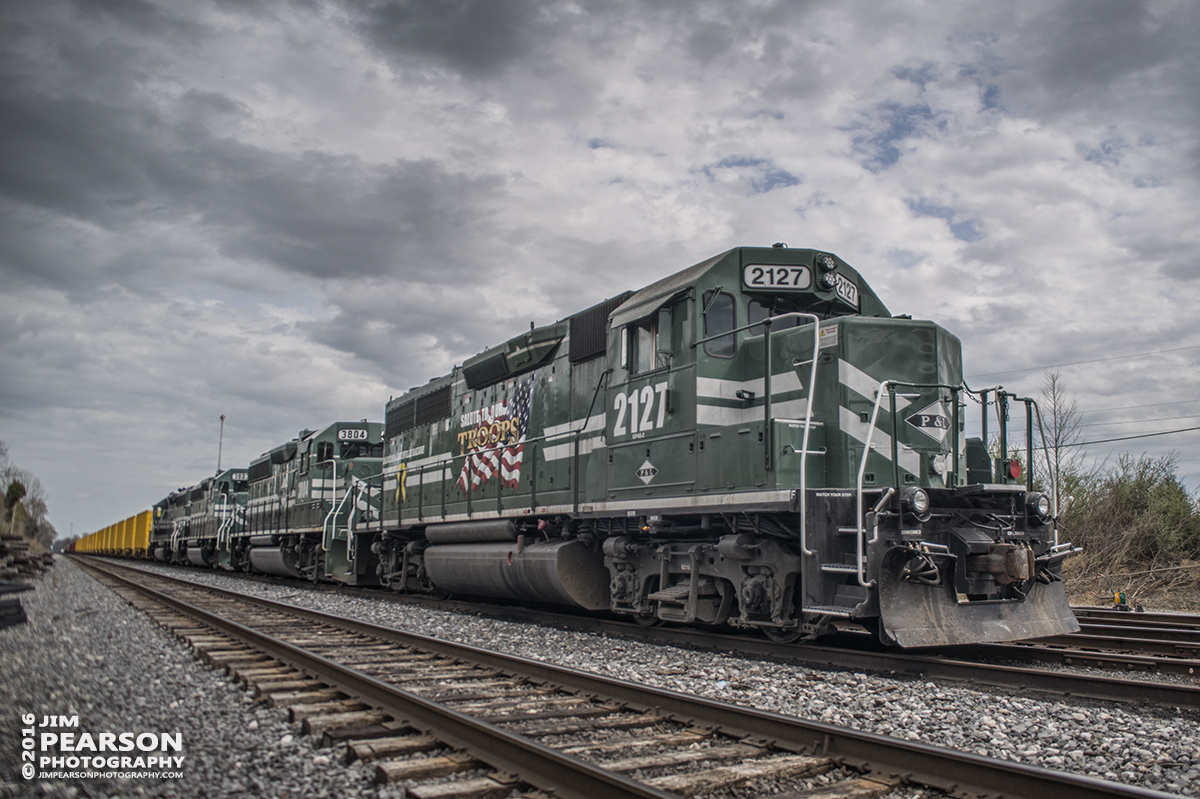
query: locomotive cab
598 246 1078 645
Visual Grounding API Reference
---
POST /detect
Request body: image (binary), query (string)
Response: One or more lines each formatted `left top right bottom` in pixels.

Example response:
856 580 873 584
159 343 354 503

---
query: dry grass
1063 558 1200 613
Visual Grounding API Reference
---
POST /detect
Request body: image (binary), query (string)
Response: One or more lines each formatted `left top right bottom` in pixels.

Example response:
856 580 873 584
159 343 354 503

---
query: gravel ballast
5 557 1199 797
0 559 399 799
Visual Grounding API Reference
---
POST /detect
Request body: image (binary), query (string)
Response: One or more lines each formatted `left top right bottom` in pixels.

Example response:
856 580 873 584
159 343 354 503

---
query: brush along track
74 557 1179 799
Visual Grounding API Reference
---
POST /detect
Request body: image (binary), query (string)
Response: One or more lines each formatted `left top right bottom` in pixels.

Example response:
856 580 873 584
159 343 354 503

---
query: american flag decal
457 376 536 493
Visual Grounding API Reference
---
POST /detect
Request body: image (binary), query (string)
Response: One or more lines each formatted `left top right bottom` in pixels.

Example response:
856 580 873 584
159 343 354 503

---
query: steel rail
318 584 1200 707
81 558 1185 799
631 629 1200 708
1073 607 1200 628
1071 622 1200 645
1017 633 1200 661
76 556 1200 706
952 642 1200 677
81 560 677 799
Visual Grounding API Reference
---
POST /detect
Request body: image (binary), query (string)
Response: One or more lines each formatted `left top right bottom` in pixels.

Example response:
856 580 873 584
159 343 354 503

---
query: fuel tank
186 546 212 567
248 545 303 578
423 538 608 610
425 520 518 544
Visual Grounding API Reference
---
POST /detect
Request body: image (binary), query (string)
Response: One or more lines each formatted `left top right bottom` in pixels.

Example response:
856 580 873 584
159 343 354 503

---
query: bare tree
0 440 14 485
1035 371 1086 513
0 439 56 548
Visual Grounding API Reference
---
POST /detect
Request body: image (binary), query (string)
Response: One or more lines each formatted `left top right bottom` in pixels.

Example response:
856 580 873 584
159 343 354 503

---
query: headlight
817 272 837 290
901 487 931 521
1026 492 1052 526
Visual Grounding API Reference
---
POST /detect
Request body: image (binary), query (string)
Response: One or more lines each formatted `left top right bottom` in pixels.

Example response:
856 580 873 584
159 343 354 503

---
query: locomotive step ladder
646 583 692 603
820 562 864 574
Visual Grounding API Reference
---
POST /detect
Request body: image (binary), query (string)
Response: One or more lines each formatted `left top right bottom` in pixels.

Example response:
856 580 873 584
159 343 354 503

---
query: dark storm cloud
685 20 736 64
0 91 165 232
1162 263 1199 281
348 0 547 77
65 0 204 38
208 149 505 282
988 0 1200 171
3 0 1200 535
1025 0 1181 91
345 0 832 87
1 0 511 304
0 85 506 293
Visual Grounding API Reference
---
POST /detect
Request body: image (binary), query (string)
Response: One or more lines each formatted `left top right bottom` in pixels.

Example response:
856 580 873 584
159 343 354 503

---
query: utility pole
217 414 226 474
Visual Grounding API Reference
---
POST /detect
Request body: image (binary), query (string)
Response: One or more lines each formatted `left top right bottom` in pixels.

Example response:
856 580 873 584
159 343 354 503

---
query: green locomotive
149 467 248 569
93 244 1078 648
242 421 385 583
367 245 1079 647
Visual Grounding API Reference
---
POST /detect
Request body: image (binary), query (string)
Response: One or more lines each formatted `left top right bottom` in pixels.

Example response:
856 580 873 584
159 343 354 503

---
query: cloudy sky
2 0 1198 538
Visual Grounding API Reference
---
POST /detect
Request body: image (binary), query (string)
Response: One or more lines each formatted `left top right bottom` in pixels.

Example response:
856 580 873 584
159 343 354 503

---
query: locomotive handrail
215 492 235 553
695 312 822 555
995 391 1038 493
870 488 896 546
1028 400 1060 545
318 458 342 559
320 466 378 529
855 381 893 588
321 462 367 574
327 466 389 536
400 422 596 521
857 379 964 588
1000 393 1060 545
972 386 1040 490
169 518 184 557
342 475 373 565
353 469 387 534
764 313 821 557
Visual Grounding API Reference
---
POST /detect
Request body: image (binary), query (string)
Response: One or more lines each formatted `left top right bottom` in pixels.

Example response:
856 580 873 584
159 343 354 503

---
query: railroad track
955 609 1200 671
949 607 1200 677
75 556 1200 708
1069 608 1200 657
75 557 1179 799
1074 607 1200 628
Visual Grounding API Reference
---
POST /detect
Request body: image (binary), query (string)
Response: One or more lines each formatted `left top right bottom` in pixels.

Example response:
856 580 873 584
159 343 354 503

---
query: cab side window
748 300 800 336
624 305 673 373
703 290 735 358
632 315 657 373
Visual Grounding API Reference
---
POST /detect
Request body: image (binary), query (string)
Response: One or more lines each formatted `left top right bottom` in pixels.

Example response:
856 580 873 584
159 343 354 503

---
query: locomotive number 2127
613 382 669 437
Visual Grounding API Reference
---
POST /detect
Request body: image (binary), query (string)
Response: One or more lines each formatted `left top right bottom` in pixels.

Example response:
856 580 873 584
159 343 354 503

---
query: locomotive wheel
633 613 662 627
762 627 802 644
